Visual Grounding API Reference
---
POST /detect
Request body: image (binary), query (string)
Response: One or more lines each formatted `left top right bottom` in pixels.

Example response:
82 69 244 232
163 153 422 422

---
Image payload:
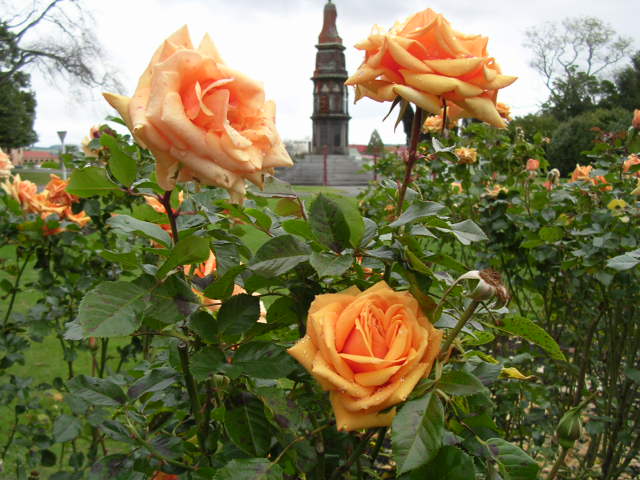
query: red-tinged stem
395 106 424 217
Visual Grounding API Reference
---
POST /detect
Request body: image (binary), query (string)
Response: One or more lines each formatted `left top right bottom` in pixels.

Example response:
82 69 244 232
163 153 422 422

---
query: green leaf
249 235 310 276
107 214 172 247
203 265 246 301
68 375 126 407
127 368 177 400
392 391 444 474
309 194 351 252
606 253 640 271
225 394 272 456
274 198 302 217
53 414 82 443
189 311 218 344
138 275 200 325
486 438 540 480
446 220 488 245
191 346 226 381
213 458 283 480
326 193 365 248
309 251 353 278
218 293 260 339
99 250 138 269
406 446 475 480
100 134 137 187
227 342 297 379
157 235 210 278
89 454 142 480
66 166 120 197
624 367 640 385
438 370 487 396
67 281 146 339
281 219 314 240
495 315 565 361
389 200 445 228
539 226 564 243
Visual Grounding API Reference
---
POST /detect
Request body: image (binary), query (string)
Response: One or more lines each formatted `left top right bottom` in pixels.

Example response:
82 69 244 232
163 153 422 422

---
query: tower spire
318 0 342 44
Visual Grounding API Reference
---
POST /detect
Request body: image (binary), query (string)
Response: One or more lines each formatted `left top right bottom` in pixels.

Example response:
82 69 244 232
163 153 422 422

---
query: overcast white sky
17 0 640 147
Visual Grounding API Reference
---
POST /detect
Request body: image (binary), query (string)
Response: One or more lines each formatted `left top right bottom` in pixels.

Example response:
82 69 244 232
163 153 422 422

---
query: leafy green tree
524 17 632 119
610 51 640 111
548 107 631 174
0 70 37 149
366 129 384 156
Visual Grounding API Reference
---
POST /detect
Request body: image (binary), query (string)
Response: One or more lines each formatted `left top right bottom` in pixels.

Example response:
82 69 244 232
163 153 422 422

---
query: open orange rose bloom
288 281 442 430
346 8 516 128
104 26 292 203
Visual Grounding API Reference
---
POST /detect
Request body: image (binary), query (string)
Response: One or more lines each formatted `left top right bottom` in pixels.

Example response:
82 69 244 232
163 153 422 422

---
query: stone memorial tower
311 0 350 155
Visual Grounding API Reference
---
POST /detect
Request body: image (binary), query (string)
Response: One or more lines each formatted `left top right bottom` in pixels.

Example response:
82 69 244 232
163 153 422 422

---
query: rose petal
354 365 403 387
330 392 396 431
392 85 441 114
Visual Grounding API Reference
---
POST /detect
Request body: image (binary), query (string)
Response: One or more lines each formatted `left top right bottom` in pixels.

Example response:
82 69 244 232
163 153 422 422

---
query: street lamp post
57 130 67 179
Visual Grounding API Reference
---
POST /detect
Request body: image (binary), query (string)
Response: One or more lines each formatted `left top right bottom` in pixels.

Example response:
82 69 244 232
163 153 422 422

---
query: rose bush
104 26 292 202
288 281 442 431
345 8 516 127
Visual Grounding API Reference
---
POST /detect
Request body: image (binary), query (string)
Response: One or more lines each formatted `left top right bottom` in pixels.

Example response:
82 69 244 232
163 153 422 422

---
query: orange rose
346 9 516 128
485 184 508 198
454 147 477 164
623 154 640 178
104 26 292 203
288 281 442 431
570 164 611 191
151 473 178 480
0 148 13 178
632 109 640 130
451 181 463 193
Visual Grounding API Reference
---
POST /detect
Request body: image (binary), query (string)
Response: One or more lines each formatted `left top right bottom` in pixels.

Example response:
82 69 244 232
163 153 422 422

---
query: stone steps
275 154 373 186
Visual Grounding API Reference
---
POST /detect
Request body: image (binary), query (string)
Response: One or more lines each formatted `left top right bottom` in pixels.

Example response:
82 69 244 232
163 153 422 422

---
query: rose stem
395 106 424 217
439 299 481 357
160 189 209 454
329 429 377 480
370 427 388 464
159 190 180 242
547 446 569 480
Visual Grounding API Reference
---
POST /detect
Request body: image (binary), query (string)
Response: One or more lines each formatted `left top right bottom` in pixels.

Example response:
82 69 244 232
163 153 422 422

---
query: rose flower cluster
288 282 442 431
346 8 516 128
104 26 292 203
2 174 90 232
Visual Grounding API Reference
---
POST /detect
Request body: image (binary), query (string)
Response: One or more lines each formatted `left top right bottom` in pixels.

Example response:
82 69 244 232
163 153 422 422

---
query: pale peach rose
81 125 103 157
526 158 540 171
570 164 611 191
454 147 477 164
496 102 512 121
623 154 640 177
288 281 442 431
632 109 640 130
422 115 443 133
485 184 508 198
346 9 516 128
451 181 463 193
0 148 13 178
104 26 292 203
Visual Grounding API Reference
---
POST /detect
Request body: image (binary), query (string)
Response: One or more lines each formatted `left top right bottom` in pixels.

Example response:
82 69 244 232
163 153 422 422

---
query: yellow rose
345 9 516 128
288 281 442 431
104 26 293 203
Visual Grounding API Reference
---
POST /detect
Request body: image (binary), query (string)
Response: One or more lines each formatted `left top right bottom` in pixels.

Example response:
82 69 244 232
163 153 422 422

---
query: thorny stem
159 190 180 242
370 427 388 465
0 408 19 461
547 446 569 480
99 338 109 378
395 106 424 218
440 299 481 357
329 429 377 480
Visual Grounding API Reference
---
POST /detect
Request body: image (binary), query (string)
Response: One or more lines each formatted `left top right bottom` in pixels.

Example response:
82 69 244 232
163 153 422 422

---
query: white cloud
24 0 640 148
